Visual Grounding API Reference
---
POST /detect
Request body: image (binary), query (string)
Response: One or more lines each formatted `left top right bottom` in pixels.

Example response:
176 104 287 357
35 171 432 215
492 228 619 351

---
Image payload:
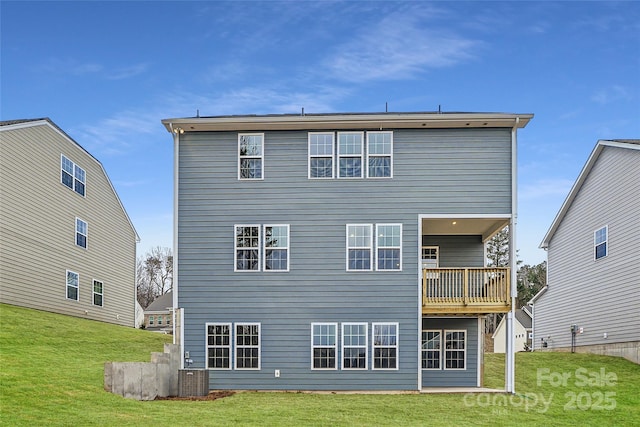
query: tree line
136 246 173 309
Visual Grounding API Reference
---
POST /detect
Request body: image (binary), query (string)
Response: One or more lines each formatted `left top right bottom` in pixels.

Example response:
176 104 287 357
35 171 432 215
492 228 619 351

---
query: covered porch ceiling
421 217 509 242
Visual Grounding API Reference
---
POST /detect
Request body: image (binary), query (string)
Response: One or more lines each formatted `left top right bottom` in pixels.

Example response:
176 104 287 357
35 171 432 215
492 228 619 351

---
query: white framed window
421 330 441 369
337 132 364 178
149 316 154 326
264 225 289 272
594 226 608 260
311 323 338 370
75 218 88 249
376 224 402 271
342 323 368 370
235 225 261 271
372 322 398 370
61 155 86 196
308 132 334 179
366 131 393 178
66 270 79 301
206 323 232 369
92 279 103 307
235 323 261 369
346 224 373 271
444 330 466 370
238 133 264 180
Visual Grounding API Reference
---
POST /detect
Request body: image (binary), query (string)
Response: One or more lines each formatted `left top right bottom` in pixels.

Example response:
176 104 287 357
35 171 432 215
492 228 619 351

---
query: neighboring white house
493 307 532 353
0 118 139 326
536 139 639 364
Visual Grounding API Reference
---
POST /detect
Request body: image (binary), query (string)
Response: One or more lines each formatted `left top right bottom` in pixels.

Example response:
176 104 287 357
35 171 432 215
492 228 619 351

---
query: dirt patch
156 390 235 401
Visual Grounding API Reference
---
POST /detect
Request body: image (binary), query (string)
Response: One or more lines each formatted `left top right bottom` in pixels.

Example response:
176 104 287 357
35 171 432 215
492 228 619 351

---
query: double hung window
376 224 402 270
66 270 79 301
61 155 86 196
346 224 373 271
92 280 103 307
206 323 231 369
594 226 608 260
235 225 261 271
444 330 466 369
366 131 393 178
309 133 335 178
421 330 441 369
235 225 290 272
311 323 337 369
238 134 264 179
264 225 289 271
372 323 398 370
338 132 364 178
76 218 88 249
342 323 368 369
235 323 261 369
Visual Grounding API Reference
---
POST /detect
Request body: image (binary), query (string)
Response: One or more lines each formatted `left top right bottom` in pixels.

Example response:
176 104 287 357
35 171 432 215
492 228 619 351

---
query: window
372 323 398 370
158 316 163 325
342 323 367 369
76 218 87 249
444 330 466 370
594 226 608 260
367 131 393 178
346 224 373 271
238 133 263 179
206 323 231 369
66 270 79 301
61 155 86 196
149 316 154 325
376 224 402 270
92 280 103 307
338 132 364 178
264 225 289 271
167 315 171 325
235 323 260 369
311 323 337 369
235 225 260 271
421 330 441 369
309 133 334 178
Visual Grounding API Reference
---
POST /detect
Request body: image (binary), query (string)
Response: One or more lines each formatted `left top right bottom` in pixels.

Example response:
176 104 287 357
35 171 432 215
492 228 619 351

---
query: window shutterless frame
75 217 88 249
66 270 79 301
234 323 261 370
238 133 264 180
366 131 393 178
308 132 335 179
337 132 364 178
61 155 86 197
594 225 608 260
234 225 261 272
342 322 368 370
92 279 103 307
421 329 441 370
311 322 338 370
375 223 402 271
205 323 232 370
444 330 466 370
372 322 399 370
263 224 290 272
346 224 373 271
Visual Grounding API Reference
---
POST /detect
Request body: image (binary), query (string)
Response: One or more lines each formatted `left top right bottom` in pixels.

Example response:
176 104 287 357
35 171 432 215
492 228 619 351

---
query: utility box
178 369 209 397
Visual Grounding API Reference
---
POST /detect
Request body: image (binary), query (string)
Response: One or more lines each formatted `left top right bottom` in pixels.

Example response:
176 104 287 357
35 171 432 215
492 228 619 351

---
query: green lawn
1 303 638 426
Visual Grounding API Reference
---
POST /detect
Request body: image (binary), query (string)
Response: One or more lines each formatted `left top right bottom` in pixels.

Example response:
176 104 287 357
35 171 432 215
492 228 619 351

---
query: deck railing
422 267 511 313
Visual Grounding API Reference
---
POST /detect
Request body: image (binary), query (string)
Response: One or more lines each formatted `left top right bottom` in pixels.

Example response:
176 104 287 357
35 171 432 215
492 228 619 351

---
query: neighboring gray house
0 118 139 327
144 291 173 332
537 139 640 364
162 111 533 391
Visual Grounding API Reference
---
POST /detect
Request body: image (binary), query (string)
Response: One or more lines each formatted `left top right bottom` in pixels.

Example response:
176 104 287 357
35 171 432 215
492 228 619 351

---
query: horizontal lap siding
0 124 137 326
535 146 640 350
178 128 511 390
422 235 484 267
422 317 479 387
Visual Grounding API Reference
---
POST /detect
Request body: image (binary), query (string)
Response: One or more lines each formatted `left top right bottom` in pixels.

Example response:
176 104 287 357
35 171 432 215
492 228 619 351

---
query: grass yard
1 303 639 426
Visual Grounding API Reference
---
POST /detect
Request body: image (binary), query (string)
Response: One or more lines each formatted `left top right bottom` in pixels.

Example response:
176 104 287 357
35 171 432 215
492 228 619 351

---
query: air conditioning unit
178 369 209 397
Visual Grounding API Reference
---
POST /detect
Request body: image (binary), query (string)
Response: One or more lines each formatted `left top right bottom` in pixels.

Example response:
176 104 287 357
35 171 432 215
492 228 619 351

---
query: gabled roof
162 111 533 133
540 139 640 248
145 291 173 312
515 308 532 329
0 118 140 242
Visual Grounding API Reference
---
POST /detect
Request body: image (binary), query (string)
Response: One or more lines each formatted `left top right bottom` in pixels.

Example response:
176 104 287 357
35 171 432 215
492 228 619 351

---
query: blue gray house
162 111 533 392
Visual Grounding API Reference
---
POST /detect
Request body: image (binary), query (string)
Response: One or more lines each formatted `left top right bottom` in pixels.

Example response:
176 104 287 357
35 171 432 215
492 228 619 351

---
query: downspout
506 117 520 394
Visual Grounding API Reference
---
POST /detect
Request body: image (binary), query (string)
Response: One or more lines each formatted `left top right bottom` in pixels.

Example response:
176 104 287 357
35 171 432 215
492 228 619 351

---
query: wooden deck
422 268 511 314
